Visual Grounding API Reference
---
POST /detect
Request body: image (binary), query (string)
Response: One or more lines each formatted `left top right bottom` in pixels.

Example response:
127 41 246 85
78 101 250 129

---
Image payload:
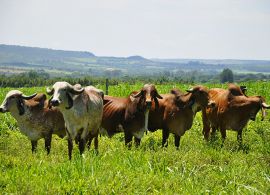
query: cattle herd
0 82 269 160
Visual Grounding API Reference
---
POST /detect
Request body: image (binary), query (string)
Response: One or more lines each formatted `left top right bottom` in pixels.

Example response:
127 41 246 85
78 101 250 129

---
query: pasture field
0 82 270 194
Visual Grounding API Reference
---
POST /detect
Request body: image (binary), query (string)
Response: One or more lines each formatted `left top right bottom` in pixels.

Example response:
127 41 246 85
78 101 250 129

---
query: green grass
0 82 270 194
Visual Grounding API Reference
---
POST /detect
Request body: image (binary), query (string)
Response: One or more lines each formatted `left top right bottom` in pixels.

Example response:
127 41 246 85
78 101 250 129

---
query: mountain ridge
0 44 270 77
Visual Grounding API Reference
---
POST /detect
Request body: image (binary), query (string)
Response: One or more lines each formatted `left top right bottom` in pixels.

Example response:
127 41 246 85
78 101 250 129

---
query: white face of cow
0 90 23 113
47 81 84 110
0 90 37 115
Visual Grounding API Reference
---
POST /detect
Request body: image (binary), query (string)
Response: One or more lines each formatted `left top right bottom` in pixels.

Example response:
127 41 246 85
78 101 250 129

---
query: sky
0 0 270 60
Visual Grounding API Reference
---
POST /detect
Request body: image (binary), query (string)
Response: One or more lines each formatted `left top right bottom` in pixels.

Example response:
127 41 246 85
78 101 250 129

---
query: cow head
0 90 37 115
46 81 84 110
130 84 163 111
228 83 246 96
186 85 215 110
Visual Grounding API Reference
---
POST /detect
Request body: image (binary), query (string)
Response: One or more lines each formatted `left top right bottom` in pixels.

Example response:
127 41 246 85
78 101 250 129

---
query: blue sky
0 0 269 59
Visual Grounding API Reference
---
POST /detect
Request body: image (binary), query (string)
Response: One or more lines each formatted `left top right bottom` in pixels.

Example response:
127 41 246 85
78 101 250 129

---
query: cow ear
187 98 195 109
16 98 25 115
48 96 53 109
132 90 143 98
155 91 163 99
65 93 73 109
154 97 159 109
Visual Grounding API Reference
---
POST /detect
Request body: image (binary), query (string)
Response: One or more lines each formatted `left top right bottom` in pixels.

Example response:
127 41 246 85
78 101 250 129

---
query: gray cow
47 82 103 160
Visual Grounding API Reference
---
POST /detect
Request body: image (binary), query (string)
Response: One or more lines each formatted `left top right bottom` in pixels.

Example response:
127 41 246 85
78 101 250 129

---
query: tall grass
0 82 269 194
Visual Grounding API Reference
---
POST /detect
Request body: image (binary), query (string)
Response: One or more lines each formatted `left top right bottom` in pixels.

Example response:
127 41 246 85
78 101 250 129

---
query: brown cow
202 85 270 143
148 85 215 148
101 84 163 146
0 90 66 154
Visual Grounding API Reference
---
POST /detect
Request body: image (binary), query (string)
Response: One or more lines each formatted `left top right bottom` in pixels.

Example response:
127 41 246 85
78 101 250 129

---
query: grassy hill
0 44 270 77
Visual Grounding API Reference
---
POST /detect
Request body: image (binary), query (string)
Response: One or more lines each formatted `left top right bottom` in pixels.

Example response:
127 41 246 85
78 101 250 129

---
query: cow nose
250 117 255 121
208 100 216 108
0 107 7 113
51 99 60 106
146 101 152 108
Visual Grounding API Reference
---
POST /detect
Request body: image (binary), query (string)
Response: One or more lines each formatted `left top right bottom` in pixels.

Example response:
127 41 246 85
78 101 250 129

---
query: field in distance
0 82 269 194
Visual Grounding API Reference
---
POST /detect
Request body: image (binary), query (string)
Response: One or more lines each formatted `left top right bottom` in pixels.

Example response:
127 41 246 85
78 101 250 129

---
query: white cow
47 81 103 160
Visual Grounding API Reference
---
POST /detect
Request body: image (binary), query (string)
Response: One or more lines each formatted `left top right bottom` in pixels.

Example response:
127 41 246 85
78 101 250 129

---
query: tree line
0 69 269 87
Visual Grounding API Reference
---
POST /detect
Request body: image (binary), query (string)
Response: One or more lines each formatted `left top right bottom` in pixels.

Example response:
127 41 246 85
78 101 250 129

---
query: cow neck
9 100 31 121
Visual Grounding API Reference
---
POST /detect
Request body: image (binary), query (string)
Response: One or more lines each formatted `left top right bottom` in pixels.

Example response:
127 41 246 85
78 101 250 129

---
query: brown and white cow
202 84 270 143
0 90 66 154
101 84 163 147
148 85 214 148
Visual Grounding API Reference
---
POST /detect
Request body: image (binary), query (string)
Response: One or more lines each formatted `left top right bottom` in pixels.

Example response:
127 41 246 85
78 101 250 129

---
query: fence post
105 78 109 95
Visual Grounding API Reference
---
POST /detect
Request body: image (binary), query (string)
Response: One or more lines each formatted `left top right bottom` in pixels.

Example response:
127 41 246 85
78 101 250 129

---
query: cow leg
237 130 243 146
211 127 217 136
220 128 226 146
31 140 38 153
44 133 52 155
174 134 180 150
124 131 133 148
202 110 211 141
68 138 73 160
134 137 141 147
79 138 86 155
162 128 169 147
210 127 217 141
87 135 93 150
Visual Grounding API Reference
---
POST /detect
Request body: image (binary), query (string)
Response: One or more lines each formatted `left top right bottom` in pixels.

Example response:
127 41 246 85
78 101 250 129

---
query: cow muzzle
146 100 152 109
50 99 60 107
0 106 7 113
250 117 256 121
207 100 216 108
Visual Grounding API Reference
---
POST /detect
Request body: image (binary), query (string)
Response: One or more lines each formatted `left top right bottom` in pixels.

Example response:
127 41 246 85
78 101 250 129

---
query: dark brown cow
0 90 66 154
148 85 215 148
101 84 163 146
202 85 270 143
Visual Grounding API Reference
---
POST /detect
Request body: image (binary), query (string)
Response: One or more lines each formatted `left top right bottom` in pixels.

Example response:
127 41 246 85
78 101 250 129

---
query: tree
220 68 234 83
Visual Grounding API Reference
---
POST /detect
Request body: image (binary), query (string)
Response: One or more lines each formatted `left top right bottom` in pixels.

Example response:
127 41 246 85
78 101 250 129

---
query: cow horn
132 90 143 98
262 102 270 109
69 86 84 95
46 87 54 95
21 93 37 100
186 88 194 93
240 86 247 90
65 93 73 109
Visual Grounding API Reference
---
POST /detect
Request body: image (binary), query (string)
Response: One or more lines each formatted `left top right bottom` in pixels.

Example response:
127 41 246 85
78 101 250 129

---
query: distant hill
0 44 269 77
0 44 94 62
126 55 148 61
